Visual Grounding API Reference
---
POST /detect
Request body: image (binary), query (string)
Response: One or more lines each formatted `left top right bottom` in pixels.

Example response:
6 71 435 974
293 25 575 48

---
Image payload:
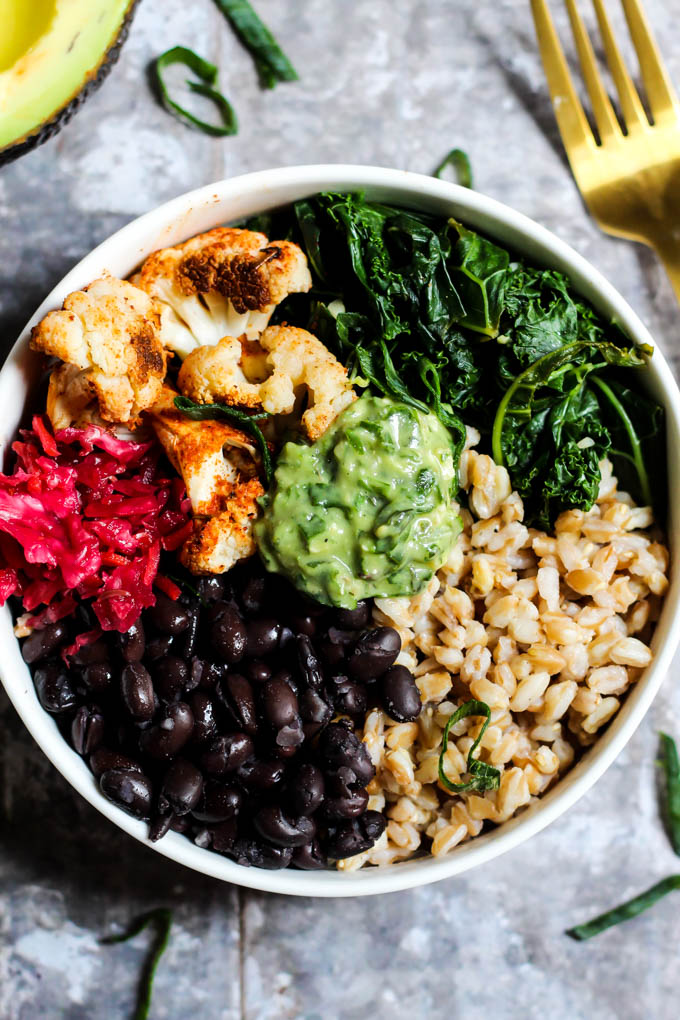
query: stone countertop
1 1 679 1017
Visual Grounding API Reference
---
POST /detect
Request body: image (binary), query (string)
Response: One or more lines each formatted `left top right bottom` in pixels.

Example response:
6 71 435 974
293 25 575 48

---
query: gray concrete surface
1 1 679 1018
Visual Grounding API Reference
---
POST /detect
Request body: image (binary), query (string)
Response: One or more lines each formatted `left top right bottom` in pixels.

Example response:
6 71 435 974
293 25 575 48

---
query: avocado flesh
0 0 135 151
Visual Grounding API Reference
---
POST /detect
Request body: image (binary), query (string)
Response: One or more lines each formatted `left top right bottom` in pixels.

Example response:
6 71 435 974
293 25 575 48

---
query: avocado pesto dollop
255 395 462 608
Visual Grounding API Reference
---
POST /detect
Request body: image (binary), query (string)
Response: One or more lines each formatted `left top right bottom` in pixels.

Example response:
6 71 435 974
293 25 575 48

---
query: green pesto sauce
255 395 462 608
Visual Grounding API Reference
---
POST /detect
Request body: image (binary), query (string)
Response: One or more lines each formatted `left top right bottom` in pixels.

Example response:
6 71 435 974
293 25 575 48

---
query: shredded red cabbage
0 416 191 632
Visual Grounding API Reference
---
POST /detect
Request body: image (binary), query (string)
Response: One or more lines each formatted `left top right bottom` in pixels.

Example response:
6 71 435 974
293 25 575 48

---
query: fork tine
620 0 680 124
565 0 621 142
592 0 648 130
530 0 595 160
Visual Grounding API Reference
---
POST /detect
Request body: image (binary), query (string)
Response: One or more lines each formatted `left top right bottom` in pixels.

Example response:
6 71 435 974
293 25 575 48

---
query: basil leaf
214 0 298 88
433 148 473 188
174 395 273 483
660 732 680 857
152 47 238 136
438 699 500 794
566 876 680 940
101 908 172 1020
447 221 509 338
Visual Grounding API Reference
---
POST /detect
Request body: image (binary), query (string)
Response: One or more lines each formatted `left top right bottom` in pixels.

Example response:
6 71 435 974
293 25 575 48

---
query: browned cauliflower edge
136 227 312 358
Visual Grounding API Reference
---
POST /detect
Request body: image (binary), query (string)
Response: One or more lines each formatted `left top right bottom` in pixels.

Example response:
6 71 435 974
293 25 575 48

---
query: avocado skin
0 0 141 168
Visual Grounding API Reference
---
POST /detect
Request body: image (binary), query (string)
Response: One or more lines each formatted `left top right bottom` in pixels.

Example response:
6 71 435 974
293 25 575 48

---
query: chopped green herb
173 395 273 482
101 908 172 1020
438 699 500 793
566 876 680 940
214 0 298 89
433 148 473 188
660 732 680 856
152 46 238 136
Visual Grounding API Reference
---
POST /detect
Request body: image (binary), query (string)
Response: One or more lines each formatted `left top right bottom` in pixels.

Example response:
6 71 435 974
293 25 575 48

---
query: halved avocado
0 0 140 166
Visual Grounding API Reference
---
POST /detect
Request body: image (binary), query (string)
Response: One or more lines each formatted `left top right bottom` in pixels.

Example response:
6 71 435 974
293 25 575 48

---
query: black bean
231 838 292 870
82 662 114 693
254 805 316 847
159 759 203 815
246 659 271 685
170 815 190 834
211 604 247 663
192 659 226 691
151 655 189 703
34 664 77 714
288 763 325 817
334 601 371 630
299 689 332 740
292 839 327 870
72 639 110 667
100 769 152 819
192 782 241 823
246 618 281 658
319 723 375 788
146 635 174 661
381 665 422 722
278 626 295 650
324 820 373 859
118 619 145 663
347 627 401 682
290 614 317 637
297 635 324 691
179 609 199 659
147 593 190 635
217 674 257 735
210 817 238 854
200 733 254 775
274 717 304 754
241 575 266 615
361 810 387 842
328 676 367 717
121 663 154 721
237 759 286 794
89 748 142 779
261 675 298 730
325 765 361 800
196 576 224 603
188 692 218 745
324 787 369 819
71 705 105 756
318 638 346 668
149 812 174 842
22 622 68 664
140 702 194 759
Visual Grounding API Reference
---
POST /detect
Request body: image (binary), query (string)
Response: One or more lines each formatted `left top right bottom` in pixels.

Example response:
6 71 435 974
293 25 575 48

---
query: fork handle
653 241 680 304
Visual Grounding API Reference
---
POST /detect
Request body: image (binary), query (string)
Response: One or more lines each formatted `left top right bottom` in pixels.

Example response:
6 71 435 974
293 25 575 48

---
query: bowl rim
2 163 679 898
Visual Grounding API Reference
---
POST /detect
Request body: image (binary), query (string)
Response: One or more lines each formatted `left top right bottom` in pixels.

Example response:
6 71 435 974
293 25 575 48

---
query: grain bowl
1 165 679 896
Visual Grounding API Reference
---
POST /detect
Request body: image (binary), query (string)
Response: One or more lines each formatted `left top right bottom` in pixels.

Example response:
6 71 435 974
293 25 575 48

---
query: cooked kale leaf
248 192 662 525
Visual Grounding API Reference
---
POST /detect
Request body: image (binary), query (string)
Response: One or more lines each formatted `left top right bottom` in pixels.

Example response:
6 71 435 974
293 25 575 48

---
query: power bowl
2 165 679 897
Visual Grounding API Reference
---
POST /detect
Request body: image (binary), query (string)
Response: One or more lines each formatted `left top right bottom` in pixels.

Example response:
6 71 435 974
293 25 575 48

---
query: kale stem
590 375 652 507
566 876 680 940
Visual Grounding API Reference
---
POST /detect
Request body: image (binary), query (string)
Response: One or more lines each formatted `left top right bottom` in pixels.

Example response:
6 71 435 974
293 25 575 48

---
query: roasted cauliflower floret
46 363 100 430
149 387 259 515
31 276 166 425
180 478 264 574
136 227 312 358
177 336 268 409
178 326 356 440
147 387 264 574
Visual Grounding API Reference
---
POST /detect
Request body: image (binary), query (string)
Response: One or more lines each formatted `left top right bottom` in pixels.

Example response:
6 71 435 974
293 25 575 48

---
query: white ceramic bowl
2 165 679 897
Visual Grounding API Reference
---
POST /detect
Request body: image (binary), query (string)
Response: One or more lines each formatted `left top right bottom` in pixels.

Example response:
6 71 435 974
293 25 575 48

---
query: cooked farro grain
341 432 669 869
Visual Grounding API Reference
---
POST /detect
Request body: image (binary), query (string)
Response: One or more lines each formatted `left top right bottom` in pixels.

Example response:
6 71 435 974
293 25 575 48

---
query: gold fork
530 0 680 302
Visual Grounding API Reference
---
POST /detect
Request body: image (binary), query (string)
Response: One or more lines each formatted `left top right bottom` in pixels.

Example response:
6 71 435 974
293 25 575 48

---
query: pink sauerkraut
0 417 192 631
